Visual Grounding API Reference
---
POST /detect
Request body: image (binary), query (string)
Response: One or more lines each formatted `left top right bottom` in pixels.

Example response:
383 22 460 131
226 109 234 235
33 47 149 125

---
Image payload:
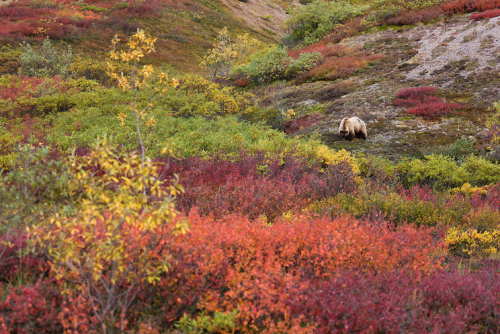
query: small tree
266 81 295 130
33 30 187 334
107 29 177 167
201 27 257 79
35 139 186 334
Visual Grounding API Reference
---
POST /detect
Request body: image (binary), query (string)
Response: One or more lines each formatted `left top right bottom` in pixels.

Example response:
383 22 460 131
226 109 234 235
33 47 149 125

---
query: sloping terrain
220 0 300 36
5 1 500 332
280 14 500 160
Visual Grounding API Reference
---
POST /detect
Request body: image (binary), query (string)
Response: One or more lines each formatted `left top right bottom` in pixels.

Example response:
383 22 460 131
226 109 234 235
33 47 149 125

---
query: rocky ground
277 14 500 160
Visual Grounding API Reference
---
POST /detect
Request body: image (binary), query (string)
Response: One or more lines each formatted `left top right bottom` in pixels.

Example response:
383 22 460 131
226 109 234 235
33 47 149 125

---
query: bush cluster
470 8 500 19
0 75 100 118
398 154 500 190
159 151 358 220
237 47 322 83
18 38 72 78
295 50 385 84
0 0 164 43
284 0 367 45
312 184 468 227
393 86 463 119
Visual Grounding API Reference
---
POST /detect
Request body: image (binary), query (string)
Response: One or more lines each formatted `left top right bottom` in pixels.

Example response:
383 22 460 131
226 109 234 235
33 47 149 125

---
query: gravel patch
405 15 500 81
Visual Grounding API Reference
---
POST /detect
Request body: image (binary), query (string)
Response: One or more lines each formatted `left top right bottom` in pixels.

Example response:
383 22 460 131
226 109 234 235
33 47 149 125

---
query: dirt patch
219 0 300 37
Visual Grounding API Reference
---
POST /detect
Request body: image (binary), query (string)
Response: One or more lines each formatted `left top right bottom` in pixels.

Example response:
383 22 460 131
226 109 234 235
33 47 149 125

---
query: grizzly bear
338 117 367 141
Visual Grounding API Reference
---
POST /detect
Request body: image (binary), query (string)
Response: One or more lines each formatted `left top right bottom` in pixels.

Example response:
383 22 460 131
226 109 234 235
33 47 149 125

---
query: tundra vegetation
3 0 500 333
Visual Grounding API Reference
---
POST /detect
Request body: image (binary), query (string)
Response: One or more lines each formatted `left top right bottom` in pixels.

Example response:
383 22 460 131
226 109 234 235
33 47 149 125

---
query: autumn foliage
152 210 443 332
294 46 385 85
394 86 463 119
470 8 500 19
159 152 358 220
0 0 163 43
4 8 500 333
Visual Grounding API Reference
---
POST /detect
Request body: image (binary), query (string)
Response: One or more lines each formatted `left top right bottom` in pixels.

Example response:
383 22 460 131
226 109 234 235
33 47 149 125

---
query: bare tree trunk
130 61 147 198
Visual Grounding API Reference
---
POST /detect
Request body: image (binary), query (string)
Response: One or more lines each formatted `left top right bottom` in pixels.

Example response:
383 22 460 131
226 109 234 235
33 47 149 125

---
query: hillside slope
278 14 500 160
220 0 300 36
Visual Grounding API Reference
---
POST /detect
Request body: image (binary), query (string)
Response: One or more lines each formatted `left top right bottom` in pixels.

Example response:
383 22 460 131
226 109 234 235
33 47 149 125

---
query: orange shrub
295 52 385 84
156 211 443 332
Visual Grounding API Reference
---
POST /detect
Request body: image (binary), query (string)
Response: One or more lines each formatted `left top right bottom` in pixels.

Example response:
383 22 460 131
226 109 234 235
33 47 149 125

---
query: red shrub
295 262 500 334
236 78 249 87
56 17 74 25
441 0 500 14
0 230 47 283
1 77 38 101
395 86 437 100
0 76 71 118
15 23 37 37
0 280 62 334
321 17 367 44
387 7 443 25
284 113 327 134
127 0 164 17
0 6 36 20
159 152 357 220
154 211 443 331
470 8 500 19
394 87 463 119
288 43 353 59
471 183 500 209
407 101 462 118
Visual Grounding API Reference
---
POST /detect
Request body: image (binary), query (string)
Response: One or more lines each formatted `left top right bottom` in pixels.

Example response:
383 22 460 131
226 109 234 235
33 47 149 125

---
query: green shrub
18 38 73 78
285 51 323 77
69 58 117 85
398 155 468 190
284 0 367 44
176 310 238 334
0 120 22 169
313 188 468 227
238 47 322 82
79 3 110 13
356 153 397 183
442 135 476 161
463 156 500 186
174 75 254 117
113 2 130 9
0 46 21 76
48 109 336 164
0 74 102 117
0 144 71 228
398 154 500 190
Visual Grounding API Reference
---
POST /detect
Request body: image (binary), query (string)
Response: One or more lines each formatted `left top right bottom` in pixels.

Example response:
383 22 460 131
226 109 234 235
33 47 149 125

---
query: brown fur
339 117 367 141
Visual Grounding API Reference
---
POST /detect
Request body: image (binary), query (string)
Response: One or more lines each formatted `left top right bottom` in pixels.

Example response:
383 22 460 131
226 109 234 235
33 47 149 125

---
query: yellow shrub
446 227 500 258
451 182 489 196
317 146 359 174
0 129 22 168
179 75 253 116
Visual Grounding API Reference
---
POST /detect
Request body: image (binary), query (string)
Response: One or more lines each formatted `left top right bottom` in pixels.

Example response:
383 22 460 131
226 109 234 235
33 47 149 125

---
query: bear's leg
360 128 368 139
346 131 355 141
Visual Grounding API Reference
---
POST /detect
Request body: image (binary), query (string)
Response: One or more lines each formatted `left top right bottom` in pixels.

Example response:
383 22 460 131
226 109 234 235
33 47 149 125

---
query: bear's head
339 117 350 139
